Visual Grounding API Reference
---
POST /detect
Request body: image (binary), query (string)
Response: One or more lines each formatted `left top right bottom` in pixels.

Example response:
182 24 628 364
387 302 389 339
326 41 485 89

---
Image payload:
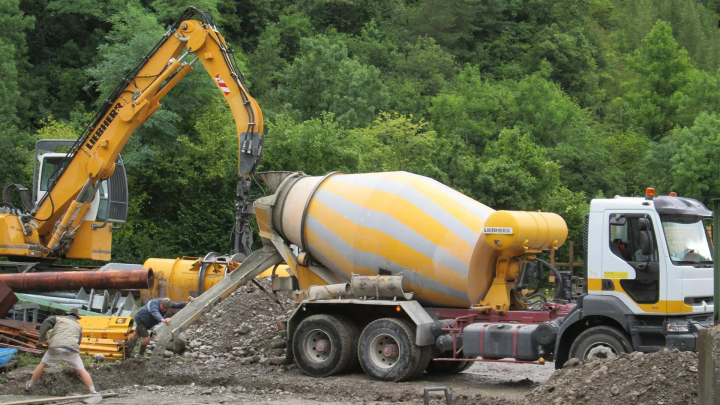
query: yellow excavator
0 8 263 273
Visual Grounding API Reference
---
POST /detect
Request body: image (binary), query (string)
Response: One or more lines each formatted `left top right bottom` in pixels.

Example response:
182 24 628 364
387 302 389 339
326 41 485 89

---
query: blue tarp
0 348 18 367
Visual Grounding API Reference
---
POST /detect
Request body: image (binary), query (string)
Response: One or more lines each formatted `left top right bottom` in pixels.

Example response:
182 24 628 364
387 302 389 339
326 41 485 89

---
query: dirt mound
0 358 147 396
525 349 699 405
175 278 296 365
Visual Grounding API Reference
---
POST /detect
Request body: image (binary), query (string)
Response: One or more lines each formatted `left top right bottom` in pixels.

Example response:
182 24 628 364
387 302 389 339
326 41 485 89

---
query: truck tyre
426 352 475 374
358 318 426 382
292 314 358 377
568 325 632 362
410 346 433 378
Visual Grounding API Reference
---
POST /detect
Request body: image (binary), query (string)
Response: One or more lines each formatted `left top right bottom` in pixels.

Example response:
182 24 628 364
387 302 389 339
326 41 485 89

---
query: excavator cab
33 140 128 230
29 140 129 260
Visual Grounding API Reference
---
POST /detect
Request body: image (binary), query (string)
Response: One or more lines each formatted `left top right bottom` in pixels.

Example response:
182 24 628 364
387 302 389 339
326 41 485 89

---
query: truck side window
609 218 658 263
609 215 659 304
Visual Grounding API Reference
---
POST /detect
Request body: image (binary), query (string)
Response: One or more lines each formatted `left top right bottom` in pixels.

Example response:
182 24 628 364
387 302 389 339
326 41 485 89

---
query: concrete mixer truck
148 170 715 382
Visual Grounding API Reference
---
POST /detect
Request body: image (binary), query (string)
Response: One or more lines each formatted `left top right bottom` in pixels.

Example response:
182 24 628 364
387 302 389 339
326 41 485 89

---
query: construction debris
0 316 135 360
524 349 699 405
0 392 117 405
11 294 97 321
176 278 294 365
9 289 136 323
0 280 17 317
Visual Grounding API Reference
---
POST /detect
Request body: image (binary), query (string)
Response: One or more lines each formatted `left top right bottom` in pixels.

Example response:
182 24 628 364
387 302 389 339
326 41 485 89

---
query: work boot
125 338 137 358
25 380 34 391
139 344 147 356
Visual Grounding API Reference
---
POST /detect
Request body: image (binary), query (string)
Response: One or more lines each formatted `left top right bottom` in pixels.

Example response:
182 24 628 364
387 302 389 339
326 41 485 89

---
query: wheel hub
305 329 332 363
369 333 400 369
315 339 330 353
382 344 399 358
585 344 617 360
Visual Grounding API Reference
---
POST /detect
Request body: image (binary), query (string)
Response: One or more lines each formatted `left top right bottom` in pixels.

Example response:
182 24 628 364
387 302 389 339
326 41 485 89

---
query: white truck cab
553 190 714 366
587 193 714 315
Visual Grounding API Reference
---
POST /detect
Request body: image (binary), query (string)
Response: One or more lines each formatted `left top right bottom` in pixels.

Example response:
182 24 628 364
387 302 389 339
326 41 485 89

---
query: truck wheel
426 352 475 374
411 346 433 378
358 318 426 382
293 314 358 377
568 325 632 362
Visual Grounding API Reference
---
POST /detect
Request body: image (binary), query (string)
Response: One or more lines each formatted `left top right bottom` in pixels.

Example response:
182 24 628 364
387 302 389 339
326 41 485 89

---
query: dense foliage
2 0 720 266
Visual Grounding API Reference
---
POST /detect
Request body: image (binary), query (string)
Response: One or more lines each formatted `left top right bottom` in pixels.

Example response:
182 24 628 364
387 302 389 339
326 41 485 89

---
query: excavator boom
0 8 262 266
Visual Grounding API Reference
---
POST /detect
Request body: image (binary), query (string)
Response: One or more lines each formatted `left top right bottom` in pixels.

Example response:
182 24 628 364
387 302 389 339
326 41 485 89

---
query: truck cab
554 190 714 366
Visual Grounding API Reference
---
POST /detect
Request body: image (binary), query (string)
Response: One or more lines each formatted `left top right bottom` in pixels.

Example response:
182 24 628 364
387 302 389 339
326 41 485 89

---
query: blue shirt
134 298 186 329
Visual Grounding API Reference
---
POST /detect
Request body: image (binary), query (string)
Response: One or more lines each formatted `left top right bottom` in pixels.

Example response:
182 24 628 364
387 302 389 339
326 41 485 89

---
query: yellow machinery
251 171 567 313
0 8 263 272
146 171 567 313
78 316 135 359
141 254 290 303
477 210 567 312
36 316 134 360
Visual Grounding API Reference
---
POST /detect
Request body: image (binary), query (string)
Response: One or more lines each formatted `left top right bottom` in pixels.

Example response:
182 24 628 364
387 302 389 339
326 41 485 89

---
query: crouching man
126 297 194 357
26 308 98 395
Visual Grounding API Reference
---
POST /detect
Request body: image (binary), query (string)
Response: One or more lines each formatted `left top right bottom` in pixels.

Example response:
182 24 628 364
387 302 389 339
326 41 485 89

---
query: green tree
619 20 695 139
350 113 443 178
275 36 389 128
261 113 359 175
664 112 720 202
0 0 34 126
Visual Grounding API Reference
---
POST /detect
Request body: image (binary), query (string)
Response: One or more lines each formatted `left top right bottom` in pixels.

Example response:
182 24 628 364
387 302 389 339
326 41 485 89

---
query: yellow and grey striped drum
276 172 499 308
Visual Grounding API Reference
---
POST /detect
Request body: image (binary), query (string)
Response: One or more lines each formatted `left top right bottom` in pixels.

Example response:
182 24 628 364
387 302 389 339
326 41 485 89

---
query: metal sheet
0 280 18 317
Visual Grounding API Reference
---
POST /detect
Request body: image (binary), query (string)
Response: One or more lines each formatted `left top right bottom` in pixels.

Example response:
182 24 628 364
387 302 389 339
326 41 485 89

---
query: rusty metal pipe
0 269 153 292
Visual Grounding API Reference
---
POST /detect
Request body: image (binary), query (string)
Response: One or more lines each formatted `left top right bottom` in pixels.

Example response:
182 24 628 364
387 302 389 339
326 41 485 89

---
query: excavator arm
4 8 262 262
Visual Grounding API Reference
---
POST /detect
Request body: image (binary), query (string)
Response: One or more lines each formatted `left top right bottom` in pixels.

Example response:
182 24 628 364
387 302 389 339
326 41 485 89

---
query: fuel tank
262 172 499 307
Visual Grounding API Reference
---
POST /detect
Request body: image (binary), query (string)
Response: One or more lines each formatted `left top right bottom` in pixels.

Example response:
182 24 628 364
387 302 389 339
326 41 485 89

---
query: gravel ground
524 349 700 405
0 279 713 404
0 358 545 404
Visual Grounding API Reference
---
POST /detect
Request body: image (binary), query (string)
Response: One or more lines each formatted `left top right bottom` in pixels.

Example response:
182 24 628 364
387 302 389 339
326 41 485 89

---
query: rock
563 358 581 368
237 324 252 335
240 357 255 365
163 350 173 358
171 337 187 353
610 386 619 396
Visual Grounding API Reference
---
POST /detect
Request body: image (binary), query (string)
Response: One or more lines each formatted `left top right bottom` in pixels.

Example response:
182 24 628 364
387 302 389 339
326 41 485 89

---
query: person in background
26 308 98 396
126 296 194 357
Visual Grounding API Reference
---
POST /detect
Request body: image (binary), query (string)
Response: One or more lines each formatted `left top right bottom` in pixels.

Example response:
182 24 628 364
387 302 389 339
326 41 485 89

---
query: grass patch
15 352 42 368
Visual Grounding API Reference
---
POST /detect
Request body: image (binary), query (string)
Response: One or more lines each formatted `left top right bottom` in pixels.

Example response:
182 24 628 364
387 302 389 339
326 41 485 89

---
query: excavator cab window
96 181 109 221
38 156 63 193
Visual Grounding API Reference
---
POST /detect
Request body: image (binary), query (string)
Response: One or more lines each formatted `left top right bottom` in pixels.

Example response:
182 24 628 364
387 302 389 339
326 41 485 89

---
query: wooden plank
0 392 117 405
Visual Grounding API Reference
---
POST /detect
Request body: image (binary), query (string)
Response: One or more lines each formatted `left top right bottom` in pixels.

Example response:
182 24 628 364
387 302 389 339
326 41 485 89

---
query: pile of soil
524 348 699 405
174 278 296 366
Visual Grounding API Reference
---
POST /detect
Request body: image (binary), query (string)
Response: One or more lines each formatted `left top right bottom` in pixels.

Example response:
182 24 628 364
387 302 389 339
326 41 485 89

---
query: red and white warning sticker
214 74 231 95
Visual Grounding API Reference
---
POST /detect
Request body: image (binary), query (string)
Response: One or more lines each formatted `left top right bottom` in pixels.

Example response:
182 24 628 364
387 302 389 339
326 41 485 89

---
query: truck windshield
661 219 712 265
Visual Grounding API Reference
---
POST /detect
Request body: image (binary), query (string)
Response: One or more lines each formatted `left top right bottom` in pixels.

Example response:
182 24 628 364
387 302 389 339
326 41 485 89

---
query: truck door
603 212 664 314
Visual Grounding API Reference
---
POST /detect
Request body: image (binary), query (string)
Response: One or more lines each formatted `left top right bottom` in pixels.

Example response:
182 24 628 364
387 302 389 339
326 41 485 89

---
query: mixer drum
274 172 499 307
